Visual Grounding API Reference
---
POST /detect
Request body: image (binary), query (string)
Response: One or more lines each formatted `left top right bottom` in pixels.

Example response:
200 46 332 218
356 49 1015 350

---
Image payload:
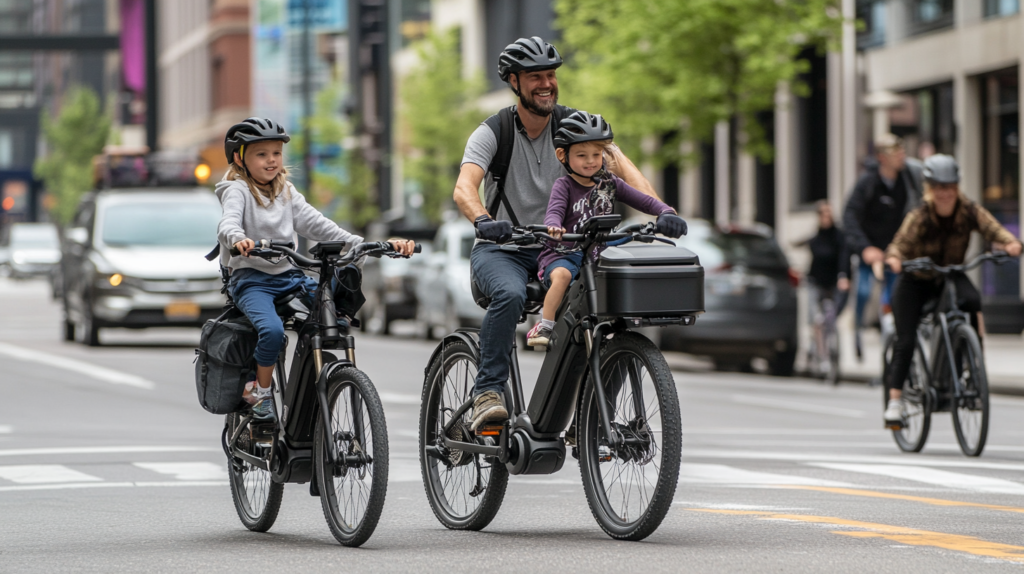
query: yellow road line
780 485 1024 514
688 509 1024 563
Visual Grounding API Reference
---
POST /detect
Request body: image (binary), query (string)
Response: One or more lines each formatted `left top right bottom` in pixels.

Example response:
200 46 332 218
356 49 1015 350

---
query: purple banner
120 0 145 94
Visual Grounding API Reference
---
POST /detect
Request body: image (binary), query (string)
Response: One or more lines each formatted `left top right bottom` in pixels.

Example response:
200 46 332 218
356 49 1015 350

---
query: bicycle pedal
475 425 503 437
885 422 904 431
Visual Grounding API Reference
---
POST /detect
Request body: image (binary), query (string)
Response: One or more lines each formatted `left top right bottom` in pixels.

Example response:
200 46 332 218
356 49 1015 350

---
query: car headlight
11 254 24 265
96 273 131 289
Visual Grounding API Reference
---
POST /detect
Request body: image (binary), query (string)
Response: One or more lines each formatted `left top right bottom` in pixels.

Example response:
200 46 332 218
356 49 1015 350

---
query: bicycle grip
414 244 422 253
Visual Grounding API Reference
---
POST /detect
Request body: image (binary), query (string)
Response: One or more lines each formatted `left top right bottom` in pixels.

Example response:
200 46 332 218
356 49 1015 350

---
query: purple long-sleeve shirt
537 173 674 278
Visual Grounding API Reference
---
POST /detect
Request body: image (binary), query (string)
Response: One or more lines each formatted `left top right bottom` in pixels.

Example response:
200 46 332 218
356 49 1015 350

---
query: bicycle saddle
470 276 547 311
274 289 309 318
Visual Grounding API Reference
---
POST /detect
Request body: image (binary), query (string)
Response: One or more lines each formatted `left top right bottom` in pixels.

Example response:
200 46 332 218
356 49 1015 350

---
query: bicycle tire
889 339 932 453
225 412 283 532
950 323 989 457
825 322 840 386
314 366 389 547
419 339 508 531
579 332 682 541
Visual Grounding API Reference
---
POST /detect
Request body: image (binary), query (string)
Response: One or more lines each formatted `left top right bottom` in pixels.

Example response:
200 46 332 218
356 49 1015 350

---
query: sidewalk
832 313 1024 395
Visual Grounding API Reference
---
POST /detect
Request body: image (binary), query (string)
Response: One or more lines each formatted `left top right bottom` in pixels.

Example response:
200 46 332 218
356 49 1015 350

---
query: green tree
400 27 487 223
555 0 841 164
34 86 111 224
292 82 380 232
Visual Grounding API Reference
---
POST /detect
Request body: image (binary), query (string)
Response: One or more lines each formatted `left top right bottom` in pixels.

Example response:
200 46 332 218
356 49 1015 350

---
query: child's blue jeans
229 268 318 367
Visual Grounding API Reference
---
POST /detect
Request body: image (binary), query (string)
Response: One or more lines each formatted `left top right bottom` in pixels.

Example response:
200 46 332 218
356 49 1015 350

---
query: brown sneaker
470 391 508 432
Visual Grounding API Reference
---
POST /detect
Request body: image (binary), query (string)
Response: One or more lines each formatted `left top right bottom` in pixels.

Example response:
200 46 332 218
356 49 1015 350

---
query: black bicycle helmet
553 111 613 150
497 36 562 84
224 117 291 165
922 153 960 184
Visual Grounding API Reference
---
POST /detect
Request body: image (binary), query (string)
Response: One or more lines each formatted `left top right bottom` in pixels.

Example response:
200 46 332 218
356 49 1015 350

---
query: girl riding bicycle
526 111 684 348
216 117 415 422
882 154 1021 427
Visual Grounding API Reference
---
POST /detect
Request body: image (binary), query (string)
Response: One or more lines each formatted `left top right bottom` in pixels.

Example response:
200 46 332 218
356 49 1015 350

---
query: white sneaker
883 399 903 427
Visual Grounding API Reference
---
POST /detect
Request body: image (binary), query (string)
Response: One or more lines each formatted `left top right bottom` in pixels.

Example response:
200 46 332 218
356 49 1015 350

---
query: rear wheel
225 412 283 532
314 367 389 546
579 332 682 541
951 323 988 457
420 339 508 530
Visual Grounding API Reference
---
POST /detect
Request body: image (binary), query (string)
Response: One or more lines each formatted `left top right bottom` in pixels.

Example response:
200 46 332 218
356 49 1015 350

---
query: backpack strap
485 106 519 225
484 104 575 226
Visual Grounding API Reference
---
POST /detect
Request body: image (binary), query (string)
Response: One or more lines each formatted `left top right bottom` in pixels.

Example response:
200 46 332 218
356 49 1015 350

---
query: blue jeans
229 268 318 367
542 252 584 289
855 260 897 329
470 243 539 395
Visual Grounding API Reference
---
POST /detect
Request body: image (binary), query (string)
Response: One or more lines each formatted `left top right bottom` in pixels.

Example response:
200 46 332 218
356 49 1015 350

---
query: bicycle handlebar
902 251 1015 275
229 240 421 268
500 221 671 250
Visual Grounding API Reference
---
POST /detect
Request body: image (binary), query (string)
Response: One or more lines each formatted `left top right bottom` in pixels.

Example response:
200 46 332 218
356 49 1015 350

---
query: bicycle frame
430 217 696 475
918 278 972 407
225 242 366 486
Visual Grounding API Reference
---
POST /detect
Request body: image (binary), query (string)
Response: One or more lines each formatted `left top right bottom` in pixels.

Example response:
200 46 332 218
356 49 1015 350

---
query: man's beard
519 85 558 116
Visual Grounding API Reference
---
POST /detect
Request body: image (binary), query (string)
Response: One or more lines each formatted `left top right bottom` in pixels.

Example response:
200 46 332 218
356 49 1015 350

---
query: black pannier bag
195 308 258 414
594 243 705 319
333 263 366 319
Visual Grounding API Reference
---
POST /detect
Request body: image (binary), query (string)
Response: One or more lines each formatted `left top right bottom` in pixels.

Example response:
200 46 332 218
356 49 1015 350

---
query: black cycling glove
474 215 513 243
656 212 687 238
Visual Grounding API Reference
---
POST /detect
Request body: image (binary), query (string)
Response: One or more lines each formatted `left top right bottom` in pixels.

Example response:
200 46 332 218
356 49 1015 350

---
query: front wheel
579 332 682 541
419 339 508 530
950 324 988 457
886 337 932 453
314 367 389 547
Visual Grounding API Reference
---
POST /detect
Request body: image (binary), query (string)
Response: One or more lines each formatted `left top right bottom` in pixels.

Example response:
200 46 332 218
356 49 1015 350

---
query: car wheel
770 345 796 377
80 302 101 347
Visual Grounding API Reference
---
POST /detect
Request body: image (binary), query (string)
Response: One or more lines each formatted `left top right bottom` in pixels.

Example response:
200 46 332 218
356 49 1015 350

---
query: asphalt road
4 277 1024 573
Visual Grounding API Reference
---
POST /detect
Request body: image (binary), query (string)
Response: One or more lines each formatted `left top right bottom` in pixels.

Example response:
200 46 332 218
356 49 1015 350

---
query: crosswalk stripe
679 463 855 487
0 464 102 484
133 462 225 481
808 463 1024 495
683 448 1024 471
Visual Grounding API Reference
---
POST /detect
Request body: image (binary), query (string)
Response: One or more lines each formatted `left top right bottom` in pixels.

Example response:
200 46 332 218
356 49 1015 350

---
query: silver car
3 222 61 279
61 189 225 346
415 220 485 338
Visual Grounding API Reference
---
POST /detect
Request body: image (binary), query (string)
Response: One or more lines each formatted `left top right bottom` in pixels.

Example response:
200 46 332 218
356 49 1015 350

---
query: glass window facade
857 0 887 48
980 68 1020 300
909 0 954 34
984 0 1019 17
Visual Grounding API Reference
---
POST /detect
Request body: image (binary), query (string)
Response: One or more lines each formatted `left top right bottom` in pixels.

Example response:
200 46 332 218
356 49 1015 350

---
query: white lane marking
730 394 865 419
0 445 219 457
684 449 1024 472
0 481 227 493
133 462 224 481
808 463 1024 495
0 425 11 434
0 342 155 390
377 392 420 405
678 463 854 487
0 464 102 484
675 502 813 511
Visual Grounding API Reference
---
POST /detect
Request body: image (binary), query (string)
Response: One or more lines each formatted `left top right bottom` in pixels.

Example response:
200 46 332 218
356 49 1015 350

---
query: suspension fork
580 259 621 447
313 335 339 466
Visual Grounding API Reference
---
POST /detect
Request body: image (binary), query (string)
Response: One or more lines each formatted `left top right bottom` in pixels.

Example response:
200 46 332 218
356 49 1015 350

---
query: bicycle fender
423 330 480 376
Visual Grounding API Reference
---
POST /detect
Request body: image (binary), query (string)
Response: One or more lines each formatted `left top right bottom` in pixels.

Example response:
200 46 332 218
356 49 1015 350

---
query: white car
4 222 61 279
415 220 485 338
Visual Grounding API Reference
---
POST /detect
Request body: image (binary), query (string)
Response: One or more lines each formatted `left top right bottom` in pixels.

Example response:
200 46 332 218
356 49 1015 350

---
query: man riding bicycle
843 134 923 359
454 37 665 431
882 154 1021 427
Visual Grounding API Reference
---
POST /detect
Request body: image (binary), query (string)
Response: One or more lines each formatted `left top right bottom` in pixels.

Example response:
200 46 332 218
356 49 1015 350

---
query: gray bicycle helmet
553 111 613 150
922 154 960 184
497 36 562 84
224 117 290 165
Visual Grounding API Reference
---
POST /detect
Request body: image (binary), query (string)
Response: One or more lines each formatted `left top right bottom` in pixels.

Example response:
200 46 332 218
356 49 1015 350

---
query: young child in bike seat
527 111 684 348
217 117 415 422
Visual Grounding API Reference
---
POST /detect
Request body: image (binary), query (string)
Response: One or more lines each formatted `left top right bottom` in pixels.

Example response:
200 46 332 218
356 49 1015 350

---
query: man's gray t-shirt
461 114 567 230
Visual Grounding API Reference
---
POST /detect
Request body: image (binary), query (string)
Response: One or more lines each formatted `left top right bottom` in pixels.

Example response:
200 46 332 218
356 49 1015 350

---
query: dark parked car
660 220 799 376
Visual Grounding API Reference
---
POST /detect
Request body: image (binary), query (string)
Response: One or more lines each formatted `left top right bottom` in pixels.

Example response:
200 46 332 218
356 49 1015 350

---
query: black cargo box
595 244 704 318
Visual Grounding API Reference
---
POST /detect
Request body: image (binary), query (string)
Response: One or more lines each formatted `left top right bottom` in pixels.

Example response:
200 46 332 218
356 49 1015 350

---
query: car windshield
101 201 220 247
689 232 787 270
11 225 59 248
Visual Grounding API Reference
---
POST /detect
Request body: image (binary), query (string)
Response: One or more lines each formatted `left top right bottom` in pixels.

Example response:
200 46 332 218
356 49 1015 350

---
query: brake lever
652 237 676 246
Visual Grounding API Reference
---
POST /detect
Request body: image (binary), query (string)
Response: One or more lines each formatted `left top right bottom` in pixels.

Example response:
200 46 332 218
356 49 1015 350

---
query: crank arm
441 435 501 457
231 447 271 471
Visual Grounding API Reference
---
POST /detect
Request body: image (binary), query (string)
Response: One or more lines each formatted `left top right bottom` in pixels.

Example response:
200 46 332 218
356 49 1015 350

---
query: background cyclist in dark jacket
842 134 923 358
801 200 850 374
